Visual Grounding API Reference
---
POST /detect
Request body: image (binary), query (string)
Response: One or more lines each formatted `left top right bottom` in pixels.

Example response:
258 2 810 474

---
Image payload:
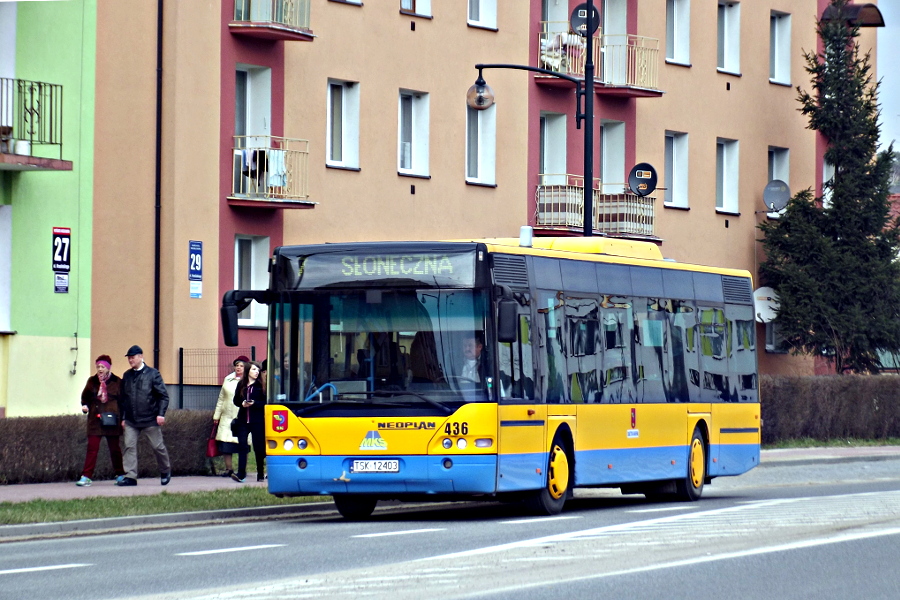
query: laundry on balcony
267 149 287 188
241 148 267 179
539 32 585 72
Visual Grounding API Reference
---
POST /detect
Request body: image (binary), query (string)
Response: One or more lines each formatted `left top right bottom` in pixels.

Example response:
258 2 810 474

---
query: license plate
350 459 399 473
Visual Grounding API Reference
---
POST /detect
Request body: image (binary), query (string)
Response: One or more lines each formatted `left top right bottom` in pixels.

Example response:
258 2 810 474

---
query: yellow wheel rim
689 438 705 489
547 444 569 500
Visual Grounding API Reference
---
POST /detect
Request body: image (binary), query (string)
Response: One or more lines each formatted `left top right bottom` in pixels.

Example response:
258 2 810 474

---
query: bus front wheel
333 494 378 520
524 437 571 515
675 428 706 501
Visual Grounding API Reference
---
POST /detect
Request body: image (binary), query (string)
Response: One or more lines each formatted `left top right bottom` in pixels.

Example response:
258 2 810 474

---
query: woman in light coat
212 356 246 478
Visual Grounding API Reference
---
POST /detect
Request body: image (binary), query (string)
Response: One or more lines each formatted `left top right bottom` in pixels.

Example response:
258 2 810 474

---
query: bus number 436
445 422 468 435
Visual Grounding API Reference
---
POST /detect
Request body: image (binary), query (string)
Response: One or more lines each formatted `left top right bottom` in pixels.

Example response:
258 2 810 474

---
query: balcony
537 23 661 97
535 174 657 238
230 0 314 42
229 135 314 208
0 78 71 171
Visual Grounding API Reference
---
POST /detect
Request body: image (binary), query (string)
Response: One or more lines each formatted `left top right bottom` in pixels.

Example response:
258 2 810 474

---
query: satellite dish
763 180 790 212
628 163 657 197
753 287 780 323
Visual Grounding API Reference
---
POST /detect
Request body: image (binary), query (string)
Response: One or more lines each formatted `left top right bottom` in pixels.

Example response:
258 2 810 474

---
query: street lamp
467 5 597 236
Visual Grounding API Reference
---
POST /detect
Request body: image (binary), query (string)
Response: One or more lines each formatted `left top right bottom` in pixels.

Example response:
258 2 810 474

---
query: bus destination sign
290 250 477 289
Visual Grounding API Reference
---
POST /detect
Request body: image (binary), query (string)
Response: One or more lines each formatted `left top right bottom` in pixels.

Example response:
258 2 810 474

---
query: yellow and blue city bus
221 236 760 519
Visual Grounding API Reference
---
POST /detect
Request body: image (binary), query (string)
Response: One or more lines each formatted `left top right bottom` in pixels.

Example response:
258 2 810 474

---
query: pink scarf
98 370 110 403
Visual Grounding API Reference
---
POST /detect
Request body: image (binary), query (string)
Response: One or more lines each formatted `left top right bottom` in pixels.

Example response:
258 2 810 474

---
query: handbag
206 423 221 458
99 412 119 427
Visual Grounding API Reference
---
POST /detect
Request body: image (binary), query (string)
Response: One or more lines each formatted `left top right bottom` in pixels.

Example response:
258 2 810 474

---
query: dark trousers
236 421 266 479
81 434 125 478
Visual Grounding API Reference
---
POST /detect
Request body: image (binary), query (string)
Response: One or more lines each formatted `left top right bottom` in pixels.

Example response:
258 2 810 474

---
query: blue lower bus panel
267 454 498 496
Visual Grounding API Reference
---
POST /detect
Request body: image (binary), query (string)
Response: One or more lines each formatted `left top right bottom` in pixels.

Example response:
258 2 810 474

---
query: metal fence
0 77 64 159
178 347 257 410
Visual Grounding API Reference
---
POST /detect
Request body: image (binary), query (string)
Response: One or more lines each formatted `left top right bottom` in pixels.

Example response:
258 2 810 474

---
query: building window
716 138 739 212
770 11 791 84
327 79 360 168
401 0 431 17
468 0 497 28
666 0 690 64
822 159 835 209
398 90 430 176
767 146 789 217
539 113 567 186
235 235 270 327
664 131 689 208
466 105 496 184
717 1 740 74
600 120 625 194
765 321 789 353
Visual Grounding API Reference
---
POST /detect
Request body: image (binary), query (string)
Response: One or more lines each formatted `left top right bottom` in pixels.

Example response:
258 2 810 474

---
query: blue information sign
189 241 202 281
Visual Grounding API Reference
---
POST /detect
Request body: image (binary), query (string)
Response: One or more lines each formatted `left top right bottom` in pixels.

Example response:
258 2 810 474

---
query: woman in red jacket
76 355 126 486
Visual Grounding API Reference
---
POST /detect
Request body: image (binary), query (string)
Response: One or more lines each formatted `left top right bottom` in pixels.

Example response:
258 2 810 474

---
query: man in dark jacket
117 345 171 486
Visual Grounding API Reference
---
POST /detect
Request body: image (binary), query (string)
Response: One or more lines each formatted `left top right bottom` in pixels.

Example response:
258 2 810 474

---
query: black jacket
233 381 266 426
121 364 169 427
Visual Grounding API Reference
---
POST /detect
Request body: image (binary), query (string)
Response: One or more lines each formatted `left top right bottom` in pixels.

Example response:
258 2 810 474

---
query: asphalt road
3 458 900 600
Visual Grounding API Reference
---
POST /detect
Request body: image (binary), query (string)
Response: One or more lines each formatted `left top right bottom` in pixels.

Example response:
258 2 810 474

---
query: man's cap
125 345 143 356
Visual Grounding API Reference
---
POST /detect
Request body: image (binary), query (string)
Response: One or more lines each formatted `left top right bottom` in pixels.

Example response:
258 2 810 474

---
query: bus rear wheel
333 494 378 520
675 428 706 501
524 438 571 515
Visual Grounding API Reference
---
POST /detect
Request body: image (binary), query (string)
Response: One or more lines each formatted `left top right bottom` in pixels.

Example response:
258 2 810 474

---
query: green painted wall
10 0 95 339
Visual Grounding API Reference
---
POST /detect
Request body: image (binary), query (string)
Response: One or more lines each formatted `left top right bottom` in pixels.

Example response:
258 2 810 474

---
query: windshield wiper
368 390 453 415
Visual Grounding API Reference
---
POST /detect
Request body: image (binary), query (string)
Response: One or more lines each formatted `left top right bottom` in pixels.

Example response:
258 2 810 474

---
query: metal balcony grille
0 78 63 159
231 135 310 203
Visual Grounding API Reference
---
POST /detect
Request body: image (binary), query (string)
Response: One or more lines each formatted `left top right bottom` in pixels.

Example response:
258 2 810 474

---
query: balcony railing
230 135 311 204
231 0 312 40
0 78 63 159
535 174 656 237
537 23 660 92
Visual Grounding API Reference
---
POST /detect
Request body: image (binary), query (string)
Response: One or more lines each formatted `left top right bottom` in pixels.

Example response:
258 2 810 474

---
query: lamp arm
475 64 587 129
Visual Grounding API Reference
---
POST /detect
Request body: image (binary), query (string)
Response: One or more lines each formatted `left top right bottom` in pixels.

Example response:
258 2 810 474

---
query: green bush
760 375 900 444
0 410 215 484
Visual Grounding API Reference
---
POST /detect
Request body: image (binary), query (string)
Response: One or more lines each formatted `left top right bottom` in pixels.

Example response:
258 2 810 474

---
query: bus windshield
269 288 492 413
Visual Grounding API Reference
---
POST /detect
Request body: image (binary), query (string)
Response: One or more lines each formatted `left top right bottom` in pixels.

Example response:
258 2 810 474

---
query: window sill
328 0 362 5
663 203 690 211
398 171 431 180
467 23 498 32
399 9 433 19
465 180 497 188
326 164 361 172
665 59 692 68
0 330 17 336
716 209 741 216
769 79 792 87
716 68 742 77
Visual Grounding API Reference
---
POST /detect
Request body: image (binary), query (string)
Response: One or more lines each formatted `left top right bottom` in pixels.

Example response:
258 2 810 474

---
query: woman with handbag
76 355 126 486
231 360 266 483
211 356 247 478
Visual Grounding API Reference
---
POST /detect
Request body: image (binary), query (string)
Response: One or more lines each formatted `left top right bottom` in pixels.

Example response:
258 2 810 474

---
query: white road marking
352 528 445 538
176 544 285 556
501 516 582 524
0 564 91 575
626 506 697 514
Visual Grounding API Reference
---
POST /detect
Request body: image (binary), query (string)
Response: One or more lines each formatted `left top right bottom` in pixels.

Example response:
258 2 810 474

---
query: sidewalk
1 446 898 542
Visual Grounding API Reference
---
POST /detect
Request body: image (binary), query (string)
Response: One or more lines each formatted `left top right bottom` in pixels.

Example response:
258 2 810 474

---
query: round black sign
570 3 600 38
628 163 658 197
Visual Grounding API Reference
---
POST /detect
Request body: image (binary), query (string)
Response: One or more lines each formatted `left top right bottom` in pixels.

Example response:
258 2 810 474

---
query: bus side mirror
497 299 518 343
221 304 240 347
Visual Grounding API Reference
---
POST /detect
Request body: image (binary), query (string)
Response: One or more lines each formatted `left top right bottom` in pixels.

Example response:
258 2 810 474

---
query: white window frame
398 90 430 176
0 205 10 332
539 112 567 186
600 120 625 194
666 0 691 65
326 79 360 169
468 0 497 29
235 235 270 327
466 105 496 184
401 0 431 17
765 321 789 353
767 146 790 218
822 159 835 209
664 130 689 208
716 137 739 213
769 11 791 84
717 2 741 74
236 65 271 142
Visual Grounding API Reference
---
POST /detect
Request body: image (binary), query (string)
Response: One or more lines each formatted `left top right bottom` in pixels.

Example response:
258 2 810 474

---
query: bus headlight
475 438 493 448
283 439 294 451
456 438 468 450
298 438 308 450
442 438 453 449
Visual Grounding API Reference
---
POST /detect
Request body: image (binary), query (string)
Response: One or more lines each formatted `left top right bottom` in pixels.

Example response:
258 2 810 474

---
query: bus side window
498 314 535 400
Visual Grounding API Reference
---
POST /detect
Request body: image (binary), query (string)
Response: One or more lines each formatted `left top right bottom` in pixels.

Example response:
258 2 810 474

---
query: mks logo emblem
272 410 289 433
359 431 388 450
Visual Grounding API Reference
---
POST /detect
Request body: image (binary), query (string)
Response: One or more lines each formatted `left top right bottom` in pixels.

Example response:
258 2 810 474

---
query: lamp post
467 5 596 237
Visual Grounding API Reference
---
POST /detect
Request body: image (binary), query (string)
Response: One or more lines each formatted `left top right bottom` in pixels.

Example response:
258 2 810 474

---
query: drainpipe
153 0 163 368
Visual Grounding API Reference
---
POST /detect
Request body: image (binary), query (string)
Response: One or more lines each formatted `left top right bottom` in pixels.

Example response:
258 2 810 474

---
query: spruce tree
758 0 900 373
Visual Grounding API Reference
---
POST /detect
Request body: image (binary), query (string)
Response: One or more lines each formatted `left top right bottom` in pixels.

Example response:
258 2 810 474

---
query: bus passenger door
497 312 547 492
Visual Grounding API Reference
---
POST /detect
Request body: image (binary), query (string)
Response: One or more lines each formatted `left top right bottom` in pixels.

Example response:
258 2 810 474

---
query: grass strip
763 437 900 449
0 487 329 525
